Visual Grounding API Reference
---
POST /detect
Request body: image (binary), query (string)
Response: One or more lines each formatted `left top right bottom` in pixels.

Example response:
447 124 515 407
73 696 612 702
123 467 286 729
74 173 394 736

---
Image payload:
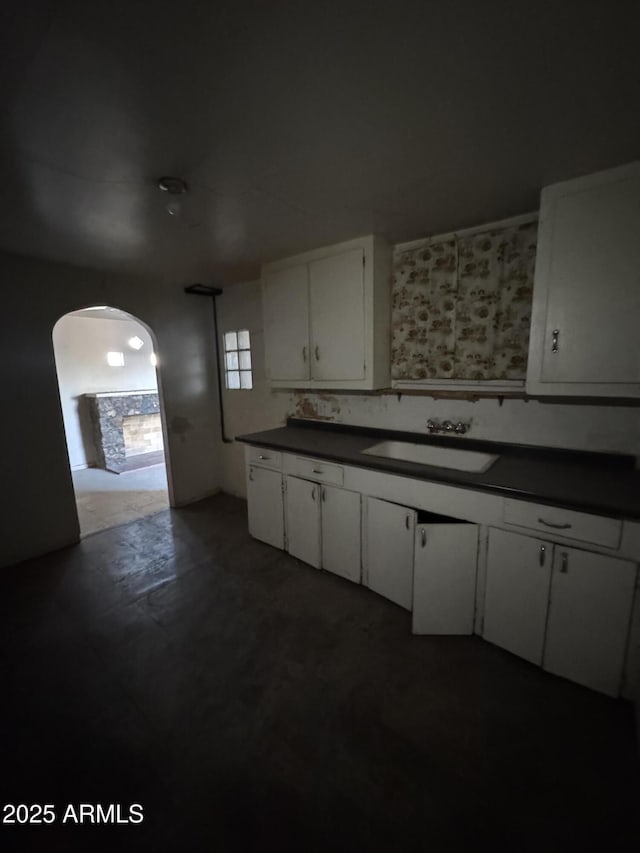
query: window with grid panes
223 330 253 389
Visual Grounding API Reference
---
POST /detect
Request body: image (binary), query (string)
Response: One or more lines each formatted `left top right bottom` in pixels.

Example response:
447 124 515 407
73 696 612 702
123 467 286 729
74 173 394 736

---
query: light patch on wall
150 352 158 367
107 351 125 367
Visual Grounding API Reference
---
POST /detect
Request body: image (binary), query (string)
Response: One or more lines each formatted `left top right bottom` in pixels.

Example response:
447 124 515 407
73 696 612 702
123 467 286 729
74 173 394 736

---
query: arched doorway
52 305 173 536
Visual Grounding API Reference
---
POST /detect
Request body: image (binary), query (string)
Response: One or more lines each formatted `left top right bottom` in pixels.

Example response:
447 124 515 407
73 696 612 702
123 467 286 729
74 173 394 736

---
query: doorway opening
53 305 171 537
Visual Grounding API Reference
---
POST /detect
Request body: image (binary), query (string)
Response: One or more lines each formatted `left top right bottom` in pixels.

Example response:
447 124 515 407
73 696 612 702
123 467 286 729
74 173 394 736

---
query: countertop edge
237 427 640 522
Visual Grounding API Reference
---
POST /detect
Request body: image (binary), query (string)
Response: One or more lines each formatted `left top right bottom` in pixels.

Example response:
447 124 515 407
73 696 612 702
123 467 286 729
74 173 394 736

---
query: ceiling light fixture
128 335 144 350
158 176 188 217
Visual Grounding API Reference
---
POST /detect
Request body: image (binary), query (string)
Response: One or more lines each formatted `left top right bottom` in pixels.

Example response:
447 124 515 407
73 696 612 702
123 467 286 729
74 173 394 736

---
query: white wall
0 250 221 570
217 280 640 498
53 315 158 469
216 280 287 496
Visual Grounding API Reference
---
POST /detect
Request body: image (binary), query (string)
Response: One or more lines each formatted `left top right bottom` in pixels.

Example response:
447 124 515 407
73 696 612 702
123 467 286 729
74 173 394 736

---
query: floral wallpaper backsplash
391 222 537 381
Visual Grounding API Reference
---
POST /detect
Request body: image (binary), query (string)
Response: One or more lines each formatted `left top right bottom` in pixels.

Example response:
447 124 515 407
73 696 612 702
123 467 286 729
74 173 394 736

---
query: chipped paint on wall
284 390 640 457
291 392 342 421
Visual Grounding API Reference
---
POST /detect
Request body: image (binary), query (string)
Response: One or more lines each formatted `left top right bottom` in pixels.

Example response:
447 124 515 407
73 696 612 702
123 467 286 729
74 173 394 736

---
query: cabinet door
483 528 552 665
321 485 361 583
285 476 321 568
263 264 310 381
412 523 478 635
247 466 284 549
528 163 640 395
309 249 365 382
364 497 415 610
544 547 636 696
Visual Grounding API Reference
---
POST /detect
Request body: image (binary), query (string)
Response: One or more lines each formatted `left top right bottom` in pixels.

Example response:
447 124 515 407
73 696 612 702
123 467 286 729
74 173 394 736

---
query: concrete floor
1 494 638 852
72 464 169 536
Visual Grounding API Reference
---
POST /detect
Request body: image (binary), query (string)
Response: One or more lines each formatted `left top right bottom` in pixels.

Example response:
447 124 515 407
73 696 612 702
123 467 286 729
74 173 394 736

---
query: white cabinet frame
246 445 640 699
262 235 391 391
526 161 640 398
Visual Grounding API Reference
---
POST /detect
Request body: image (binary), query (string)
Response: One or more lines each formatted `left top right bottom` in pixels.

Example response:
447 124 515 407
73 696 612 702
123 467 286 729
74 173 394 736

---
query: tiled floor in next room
1 494 638 851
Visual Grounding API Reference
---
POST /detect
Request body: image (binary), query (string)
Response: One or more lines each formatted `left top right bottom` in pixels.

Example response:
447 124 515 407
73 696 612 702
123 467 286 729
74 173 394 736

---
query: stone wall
87 392 160 470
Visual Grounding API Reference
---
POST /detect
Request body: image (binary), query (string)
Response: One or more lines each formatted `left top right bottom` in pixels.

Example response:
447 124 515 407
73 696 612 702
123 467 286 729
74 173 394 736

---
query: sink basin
361 441 498 473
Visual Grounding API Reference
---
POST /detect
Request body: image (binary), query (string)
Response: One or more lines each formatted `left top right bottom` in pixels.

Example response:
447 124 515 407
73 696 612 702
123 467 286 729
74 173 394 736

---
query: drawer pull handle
551 328 560 353
258 455 270 460
538 518 572 530
420 528 427 548
311 486 317 501
302 346 307 363
560 552 568 574
312 468 323 474
539 545 546 567
249 468 254 481
405 515 410 530
321 487 326 502
315 345 320 361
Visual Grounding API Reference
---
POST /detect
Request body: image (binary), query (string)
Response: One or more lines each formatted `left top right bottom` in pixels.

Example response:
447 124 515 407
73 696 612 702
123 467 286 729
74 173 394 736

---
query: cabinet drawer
292 456 344 486
247 446 282 470
503 499 621 549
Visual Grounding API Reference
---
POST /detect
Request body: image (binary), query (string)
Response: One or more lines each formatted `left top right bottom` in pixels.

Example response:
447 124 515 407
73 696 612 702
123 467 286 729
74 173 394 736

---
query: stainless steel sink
361 440 498 473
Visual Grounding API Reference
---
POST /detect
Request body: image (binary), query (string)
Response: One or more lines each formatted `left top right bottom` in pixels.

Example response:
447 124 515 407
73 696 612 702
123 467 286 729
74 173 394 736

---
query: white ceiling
0 0 637 283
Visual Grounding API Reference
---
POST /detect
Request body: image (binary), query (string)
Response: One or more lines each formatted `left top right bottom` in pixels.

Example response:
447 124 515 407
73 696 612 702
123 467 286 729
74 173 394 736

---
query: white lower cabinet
320 484 361 583
285 476 362 577
247 464 284 549
484 527 638 696
412 522 478 635
543 546 637 696
285 475 321 568
483 528 552 665
363 497 415 610
247 449 638 698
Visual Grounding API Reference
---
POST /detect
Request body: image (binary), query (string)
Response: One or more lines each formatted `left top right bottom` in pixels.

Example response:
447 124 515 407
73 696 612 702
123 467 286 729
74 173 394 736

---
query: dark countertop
237 418 640 521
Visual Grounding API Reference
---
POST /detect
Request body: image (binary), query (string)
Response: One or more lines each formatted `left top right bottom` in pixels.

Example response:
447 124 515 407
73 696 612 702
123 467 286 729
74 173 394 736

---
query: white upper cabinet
263 264 310 382
262 235 391 389
527 162 640 397
309 249 365 382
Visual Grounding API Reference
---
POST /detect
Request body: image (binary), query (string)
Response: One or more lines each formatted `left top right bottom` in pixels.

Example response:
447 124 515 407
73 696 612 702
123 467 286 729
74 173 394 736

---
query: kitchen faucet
427 419 469 435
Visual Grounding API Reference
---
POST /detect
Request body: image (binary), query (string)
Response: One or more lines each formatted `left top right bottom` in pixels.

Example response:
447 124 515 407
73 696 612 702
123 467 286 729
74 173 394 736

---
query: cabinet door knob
321 486 326 502
405 514 410 530
551 329 560 353
302 346 307 362
249 468 254 481
312 468 323 474
539 545 546 567
314 345 320 361
258 454 270 460
420 528 427 548
311 486 316 501
560 552 568 573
